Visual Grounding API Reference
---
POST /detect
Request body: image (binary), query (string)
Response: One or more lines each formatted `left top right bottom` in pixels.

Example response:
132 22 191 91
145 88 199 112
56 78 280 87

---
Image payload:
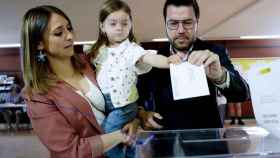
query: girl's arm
140 52 181 69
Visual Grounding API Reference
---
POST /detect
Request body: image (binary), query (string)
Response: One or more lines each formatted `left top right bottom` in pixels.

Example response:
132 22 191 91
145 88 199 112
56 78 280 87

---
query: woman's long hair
21 5 85 94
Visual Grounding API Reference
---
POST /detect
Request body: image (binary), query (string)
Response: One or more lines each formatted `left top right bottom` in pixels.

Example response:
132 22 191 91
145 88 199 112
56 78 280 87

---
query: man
137 0 250 130
136 0 250 156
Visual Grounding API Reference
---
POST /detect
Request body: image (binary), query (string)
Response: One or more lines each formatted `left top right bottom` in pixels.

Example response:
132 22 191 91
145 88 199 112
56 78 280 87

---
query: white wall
0 0 279 45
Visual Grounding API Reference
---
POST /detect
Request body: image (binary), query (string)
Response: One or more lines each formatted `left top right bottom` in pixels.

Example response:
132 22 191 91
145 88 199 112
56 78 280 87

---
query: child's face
101 10 132 46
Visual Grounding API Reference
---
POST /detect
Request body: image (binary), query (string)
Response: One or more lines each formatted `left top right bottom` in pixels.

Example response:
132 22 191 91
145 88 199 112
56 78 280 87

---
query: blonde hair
90 0 137 59
21 5 85 94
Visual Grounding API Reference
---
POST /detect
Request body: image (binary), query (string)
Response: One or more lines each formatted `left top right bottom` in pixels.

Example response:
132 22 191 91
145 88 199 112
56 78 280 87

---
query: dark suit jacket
138 39 250 130
23 57 105 158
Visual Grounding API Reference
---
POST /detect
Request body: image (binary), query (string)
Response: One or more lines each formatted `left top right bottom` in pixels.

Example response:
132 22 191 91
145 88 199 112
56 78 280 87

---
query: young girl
89 0 181 157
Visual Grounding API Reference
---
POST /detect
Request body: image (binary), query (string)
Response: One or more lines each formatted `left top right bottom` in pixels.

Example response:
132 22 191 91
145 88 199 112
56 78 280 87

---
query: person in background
228 102 245 125
0 104 13 130
4 84 23 104
20 5 138 158
227 64 246 126
89 0 181 157
3 84 25 130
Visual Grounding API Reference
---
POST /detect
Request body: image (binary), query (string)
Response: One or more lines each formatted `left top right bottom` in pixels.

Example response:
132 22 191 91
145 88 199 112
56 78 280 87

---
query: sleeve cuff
214 69 230 89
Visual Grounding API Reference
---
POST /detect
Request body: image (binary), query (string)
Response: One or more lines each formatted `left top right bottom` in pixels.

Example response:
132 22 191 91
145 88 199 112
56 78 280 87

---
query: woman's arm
100 130 125 152
121 118 141 145
25 96 125 158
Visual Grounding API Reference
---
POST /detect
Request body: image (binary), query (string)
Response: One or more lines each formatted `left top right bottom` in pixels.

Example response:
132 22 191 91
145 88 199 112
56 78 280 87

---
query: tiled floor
0 126 49 158
224 119 257 128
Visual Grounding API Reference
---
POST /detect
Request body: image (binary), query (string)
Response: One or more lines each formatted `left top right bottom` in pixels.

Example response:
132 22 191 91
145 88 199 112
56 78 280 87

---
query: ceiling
0 0 279 46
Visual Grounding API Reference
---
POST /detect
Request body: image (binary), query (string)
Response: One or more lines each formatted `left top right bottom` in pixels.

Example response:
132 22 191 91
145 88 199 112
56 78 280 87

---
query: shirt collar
107 39 130 54
170 44 194 61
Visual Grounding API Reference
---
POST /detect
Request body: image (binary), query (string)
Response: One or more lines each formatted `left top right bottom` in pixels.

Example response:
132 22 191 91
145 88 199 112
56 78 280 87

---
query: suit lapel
51 81 103 133
82 62 99 87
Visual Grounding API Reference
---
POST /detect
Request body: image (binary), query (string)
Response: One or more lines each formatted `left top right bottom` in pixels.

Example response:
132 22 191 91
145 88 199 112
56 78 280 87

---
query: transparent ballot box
135 127 280 158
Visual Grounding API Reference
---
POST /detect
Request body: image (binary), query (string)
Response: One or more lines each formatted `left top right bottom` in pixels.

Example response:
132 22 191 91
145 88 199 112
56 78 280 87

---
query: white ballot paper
247 60 280 138
170 62 209 100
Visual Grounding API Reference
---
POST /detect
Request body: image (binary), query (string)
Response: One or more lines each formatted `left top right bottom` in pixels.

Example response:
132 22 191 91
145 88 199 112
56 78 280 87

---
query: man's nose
177 23 186 33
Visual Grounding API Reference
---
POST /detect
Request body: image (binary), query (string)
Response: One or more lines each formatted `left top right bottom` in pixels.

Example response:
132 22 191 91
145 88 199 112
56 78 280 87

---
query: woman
21 5 138 158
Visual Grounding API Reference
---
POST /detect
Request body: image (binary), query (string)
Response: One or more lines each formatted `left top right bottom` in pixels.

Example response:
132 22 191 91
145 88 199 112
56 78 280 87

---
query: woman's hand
122 118 140 146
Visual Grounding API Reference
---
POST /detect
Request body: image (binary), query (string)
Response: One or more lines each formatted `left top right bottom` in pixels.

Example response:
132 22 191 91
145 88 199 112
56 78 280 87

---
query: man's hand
138 109 163 130
188 50 226 83
122 118 140 146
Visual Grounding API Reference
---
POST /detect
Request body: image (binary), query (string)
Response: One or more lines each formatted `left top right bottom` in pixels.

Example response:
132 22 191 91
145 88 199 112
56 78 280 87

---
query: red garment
23 56 105 158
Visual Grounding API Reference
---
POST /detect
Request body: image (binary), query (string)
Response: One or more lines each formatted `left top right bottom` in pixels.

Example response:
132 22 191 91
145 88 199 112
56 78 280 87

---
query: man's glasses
166 19 196 30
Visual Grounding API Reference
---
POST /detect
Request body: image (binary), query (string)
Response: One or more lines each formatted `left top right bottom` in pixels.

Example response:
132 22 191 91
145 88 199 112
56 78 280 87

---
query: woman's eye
67 27 73 32
54 32 63 36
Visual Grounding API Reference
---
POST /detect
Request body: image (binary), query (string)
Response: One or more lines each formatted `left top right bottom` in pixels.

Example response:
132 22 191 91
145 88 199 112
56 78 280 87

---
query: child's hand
167 54 182 64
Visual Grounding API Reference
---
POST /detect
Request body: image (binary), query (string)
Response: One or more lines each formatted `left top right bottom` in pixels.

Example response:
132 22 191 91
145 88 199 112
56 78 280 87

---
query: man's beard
171 37 194 52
